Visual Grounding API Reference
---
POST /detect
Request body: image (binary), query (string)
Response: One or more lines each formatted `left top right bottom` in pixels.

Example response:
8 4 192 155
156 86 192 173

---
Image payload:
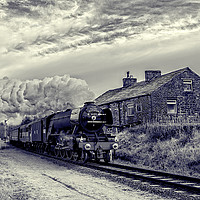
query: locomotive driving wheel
95 148 103 162
66 150 72 160
104 151 111 163
60 149 66 158
81 151 89 163
71 151 79 161
54 148 60 157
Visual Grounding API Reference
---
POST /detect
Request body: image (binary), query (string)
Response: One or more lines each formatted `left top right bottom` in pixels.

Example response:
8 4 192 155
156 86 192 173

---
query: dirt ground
0 141 171 200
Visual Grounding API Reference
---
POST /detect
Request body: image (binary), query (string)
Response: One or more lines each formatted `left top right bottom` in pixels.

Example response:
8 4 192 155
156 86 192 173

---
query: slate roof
95 67 190 105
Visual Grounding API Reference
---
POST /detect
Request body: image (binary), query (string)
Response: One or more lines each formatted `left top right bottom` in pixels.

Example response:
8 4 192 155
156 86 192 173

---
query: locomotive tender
9 102 118 162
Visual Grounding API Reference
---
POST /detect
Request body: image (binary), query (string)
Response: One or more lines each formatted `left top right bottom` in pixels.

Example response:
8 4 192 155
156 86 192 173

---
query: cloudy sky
0 0 200 123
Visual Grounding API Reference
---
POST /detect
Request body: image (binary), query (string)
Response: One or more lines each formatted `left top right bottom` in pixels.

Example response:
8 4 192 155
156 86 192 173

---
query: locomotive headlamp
85 143 91 150
91 116 96 120
112 143 119 150
115 137 118 142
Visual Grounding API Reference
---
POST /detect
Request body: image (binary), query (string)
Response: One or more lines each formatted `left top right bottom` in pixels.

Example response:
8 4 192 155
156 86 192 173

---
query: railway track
11 144 200 199
86 161 200 196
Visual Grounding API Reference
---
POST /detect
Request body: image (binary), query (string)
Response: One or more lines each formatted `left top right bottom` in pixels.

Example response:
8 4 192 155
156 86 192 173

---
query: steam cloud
0 75 95 125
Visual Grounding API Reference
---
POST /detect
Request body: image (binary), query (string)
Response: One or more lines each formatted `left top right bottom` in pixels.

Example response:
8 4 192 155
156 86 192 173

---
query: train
9 102 118 163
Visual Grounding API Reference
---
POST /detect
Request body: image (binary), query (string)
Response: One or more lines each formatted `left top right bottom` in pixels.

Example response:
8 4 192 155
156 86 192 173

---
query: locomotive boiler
10 102 118 163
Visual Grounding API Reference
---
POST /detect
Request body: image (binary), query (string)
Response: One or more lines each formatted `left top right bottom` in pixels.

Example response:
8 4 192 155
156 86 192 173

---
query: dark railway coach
9 102 118 162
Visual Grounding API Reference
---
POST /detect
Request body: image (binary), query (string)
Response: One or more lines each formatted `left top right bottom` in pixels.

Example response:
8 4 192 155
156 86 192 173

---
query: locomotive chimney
123 71 137 87
84 102 94 106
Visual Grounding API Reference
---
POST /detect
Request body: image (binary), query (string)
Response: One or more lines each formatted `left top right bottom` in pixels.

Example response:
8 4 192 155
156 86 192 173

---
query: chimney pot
127 71 130 78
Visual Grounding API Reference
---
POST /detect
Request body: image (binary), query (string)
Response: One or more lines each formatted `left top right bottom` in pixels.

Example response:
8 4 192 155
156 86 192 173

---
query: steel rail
85 161 200 195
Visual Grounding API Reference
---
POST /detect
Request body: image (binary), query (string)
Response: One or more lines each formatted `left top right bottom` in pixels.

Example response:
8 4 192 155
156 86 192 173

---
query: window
127 104 134 116
136 104 142 112
167 100 177 114
183 79 193 91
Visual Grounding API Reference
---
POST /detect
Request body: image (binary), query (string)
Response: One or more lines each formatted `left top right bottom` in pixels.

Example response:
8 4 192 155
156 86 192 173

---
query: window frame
136 103 142 112
167 100 177 114
183 79 193 92
127 104 135 116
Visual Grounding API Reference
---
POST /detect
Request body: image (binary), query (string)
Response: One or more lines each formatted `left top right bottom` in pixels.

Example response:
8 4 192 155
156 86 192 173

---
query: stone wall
151 69 200 121
100 95 152 128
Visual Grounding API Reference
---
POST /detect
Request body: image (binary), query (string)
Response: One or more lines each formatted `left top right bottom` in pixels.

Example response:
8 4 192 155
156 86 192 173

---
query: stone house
95 67 200 130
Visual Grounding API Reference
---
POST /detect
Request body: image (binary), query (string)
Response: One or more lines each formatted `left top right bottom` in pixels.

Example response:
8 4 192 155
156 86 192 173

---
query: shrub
116 123 200 176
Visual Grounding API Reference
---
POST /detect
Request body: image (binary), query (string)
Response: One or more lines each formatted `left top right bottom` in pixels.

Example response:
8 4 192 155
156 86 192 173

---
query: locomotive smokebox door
79 102 106 133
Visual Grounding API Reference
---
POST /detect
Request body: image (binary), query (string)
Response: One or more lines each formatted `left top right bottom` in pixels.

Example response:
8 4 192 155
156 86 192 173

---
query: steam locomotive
9 102 118 162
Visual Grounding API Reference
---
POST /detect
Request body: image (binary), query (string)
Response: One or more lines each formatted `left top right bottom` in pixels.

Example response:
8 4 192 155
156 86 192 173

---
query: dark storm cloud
5 1 38 17
1 0 200 56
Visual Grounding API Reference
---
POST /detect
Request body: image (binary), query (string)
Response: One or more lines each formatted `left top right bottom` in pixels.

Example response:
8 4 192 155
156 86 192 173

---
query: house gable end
151 67 200 119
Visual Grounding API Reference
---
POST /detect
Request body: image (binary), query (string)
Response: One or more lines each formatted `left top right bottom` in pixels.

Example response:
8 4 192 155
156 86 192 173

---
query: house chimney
123 71 137 87
145 70 161 82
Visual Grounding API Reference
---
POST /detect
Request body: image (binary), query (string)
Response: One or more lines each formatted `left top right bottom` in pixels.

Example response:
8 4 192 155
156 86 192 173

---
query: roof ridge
95 67 191 105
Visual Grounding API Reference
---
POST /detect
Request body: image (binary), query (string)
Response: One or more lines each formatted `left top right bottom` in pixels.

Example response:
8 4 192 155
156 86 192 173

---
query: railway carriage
9 126 19 145
10 124 30 148
19 124 29 143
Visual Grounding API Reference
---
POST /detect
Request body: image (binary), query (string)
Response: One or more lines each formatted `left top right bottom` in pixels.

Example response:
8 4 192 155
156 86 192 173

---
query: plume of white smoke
0 75 95 125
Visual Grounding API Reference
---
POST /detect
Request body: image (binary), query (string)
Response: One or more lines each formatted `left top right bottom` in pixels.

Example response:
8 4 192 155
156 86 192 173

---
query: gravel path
0 142 171 200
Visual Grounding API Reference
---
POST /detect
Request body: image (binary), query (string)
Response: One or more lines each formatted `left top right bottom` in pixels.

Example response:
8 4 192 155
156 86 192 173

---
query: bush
116 123 200 176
